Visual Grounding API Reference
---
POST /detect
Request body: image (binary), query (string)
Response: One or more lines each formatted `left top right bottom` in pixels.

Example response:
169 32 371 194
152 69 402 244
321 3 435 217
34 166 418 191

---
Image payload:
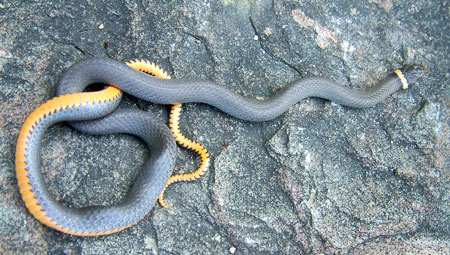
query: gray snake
15 57 424 235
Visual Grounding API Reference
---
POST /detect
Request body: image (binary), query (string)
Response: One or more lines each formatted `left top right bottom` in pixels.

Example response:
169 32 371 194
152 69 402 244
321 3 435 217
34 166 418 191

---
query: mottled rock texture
0 0 448 254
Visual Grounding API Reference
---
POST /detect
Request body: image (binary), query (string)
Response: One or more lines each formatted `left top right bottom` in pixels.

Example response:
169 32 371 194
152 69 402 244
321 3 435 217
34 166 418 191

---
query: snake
15 58 424 236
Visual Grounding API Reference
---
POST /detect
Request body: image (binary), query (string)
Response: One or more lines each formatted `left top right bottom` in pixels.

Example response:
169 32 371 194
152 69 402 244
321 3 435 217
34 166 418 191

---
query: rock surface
0 0 448 254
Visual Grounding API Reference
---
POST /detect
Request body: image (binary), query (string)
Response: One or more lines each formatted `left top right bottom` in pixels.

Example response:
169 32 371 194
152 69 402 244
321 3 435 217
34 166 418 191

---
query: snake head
401 64 426 86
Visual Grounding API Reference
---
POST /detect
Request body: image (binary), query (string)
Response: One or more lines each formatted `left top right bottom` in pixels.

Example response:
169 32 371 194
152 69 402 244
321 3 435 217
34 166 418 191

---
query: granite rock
0 0 448 254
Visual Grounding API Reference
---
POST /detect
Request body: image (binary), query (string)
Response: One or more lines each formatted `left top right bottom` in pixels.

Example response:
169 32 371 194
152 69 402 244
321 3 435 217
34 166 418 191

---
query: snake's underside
16 58 424 236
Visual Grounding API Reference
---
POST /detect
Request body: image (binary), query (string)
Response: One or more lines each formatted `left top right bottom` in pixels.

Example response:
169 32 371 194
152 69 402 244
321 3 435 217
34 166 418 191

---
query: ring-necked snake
15 58 425 236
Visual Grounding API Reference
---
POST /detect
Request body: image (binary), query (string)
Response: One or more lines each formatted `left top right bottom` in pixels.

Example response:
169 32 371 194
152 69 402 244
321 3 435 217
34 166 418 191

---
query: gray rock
0 0 448 254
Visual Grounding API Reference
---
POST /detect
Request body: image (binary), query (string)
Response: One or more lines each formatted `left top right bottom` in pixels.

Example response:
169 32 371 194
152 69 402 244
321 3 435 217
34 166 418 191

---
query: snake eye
402 64 426 86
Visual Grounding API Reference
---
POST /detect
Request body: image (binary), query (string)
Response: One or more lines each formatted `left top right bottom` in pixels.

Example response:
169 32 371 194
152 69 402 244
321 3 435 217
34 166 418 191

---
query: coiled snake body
15 58 424 236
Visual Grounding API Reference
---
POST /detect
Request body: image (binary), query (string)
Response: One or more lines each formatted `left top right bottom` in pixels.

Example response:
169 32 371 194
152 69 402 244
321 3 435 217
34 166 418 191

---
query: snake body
16 58 424 236
125 60 210 209
16 87 176 235
57 58 424 121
